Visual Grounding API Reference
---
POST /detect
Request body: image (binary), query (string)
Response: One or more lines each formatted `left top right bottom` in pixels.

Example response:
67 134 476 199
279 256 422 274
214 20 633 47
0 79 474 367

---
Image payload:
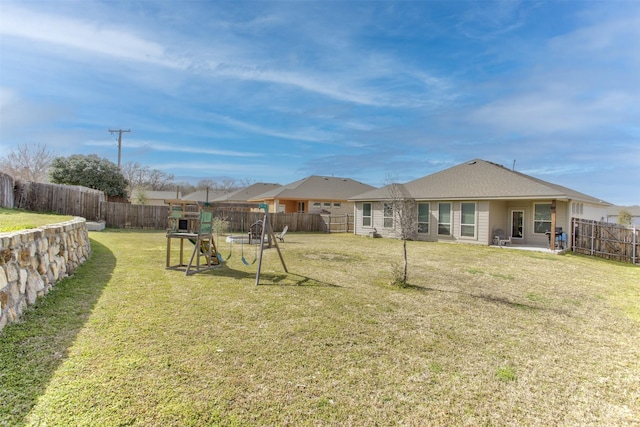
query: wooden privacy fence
101 202 327 232
321 214 354 233
13 180 105 221
0 173 14 208
572 218 639 264
102 202 169 229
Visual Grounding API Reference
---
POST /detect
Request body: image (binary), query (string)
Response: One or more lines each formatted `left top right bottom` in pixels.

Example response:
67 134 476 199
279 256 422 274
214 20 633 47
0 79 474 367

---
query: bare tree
146 169 174 191
197 179 217 190
121 161 174 191
238 178 256 188
220 179 237 193
386 176 417 286
174 181 196 195
0 143 55 182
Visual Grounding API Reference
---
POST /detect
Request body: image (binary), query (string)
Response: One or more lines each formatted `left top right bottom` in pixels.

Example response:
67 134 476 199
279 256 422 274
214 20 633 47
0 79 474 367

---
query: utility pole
108 129 131 169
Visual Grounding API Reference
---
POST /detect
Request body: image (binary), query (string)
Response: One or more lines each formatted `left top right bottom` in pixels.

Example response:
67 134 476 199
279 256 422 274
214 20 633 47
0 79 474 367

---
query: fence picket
572 218 639 264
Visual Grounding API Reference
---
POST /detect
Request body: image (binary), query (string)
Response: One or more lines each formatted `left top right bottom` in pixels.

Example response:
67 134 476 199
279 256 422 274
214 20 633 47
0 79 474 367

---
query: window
313 202 321 208
333 202 341 208
323 202 331 208
534 203 552 233
362 203 372 227
383 203 394 228
438 203 451 235
460 202 476 237
417 203 430 234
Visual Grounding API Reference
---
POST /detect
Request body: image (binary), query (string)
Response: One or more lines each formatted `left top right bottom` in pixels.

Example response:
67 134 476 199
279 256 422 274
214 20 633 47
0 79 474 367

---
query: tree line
0 143 246 200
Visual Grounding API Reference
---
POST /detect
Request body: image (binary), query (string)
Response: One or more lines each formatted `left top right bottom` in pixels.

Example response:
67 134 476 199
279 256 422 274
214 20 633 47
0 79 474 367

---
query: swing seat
277 225 288 242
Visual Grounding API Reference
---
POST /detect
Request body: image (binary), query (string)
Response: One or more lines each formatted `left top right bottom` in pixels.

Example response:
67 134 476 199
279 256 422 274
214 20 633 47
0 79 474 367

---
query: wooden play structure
165 200 220 275
164 200 287 284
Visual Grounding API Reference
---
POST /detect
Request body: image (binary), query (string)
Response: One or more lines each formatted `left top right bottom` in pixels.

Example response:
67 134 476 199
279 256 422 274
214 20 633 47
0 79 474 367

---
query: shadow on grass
258 272 341 287
0 238 115 425
405 283 566 313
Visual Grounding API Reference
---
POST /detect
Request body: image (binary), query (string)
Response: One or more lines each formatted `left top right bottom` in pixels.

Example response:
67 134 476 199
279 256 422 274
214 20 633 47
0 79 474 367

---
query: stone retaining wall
0 218 91 332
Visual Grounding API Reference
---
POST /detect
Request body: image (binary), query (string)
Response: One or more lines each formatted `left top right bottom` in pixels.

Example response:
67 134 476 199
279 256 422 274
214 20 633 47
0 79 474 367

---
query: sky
0 1 639 205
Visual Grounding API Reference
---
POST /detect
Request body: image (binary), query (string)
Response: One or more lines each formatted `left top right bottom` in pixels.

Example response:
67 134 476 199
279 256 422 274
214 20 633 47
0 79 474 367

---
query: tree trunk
403 238 408 283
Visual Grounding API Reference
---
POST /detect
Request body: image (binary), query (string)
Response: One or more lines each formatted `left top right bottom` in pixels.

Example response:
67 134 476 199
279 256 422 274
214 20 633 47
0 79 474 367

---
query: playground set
165 200 287 285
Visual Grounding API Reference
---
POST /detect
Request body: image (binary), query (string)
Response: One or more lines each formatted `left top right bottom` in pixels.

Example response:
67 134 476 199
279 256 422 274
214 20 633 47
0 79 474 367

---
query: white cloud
0 5 186 68
207 113 338 144
84 139 261 158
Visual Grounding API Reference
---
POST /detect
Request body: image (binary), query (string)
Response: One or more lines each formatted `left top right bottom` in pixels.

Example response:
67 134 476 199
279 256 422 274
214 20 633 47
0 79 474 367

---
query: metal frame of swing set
165 200 287 284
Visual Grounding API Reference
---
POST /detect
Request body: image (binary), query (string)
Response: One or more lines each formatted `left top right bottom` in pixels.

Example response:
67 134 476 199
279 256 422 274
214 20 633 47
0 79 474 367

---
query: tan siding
477 201 490 244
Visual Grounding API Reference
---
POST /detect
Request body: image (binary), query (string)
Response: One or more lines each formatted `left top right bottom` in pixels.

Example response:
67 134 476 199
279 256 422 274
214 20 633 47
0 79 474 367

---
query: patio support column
550 199 556 250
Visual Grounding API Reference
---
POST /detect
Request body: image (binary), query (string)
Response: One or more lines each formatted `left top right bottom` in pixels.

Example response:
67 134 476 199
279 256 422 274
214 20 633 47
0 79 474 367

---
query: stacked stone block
0 218 91 332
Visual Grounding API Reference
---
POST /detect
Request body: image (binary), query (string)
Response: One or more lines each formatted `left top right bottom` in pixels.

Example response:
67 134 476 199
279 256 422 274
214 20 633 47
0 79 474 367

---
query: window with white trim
438 203 451 235
417 203 430 234
460 202 476 237
362 203 372 227
534 203 552 233
383 203 394 228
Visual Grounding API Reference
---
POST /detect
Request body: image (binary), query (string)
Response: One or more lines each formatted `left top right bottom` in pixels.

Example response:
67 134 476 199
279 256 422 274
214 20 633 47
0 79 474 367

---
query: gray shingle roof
250 175 376 201
212 183 281 202
182 189 227 202
350 159 610 204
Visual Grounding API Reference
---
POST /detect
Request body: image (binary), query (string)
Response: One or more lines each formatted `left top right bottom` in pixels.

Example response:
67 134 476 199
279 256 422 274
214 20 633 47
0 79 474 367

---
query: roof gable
251 175 376 201
213 183 281 202
350 159 609 204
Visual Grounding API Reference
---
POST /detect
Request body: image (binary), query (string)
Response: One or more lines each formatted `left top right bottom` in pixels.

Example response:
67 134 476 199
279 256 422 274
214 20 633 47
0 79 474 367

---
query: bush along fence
572 218 639 264
0 217 91 332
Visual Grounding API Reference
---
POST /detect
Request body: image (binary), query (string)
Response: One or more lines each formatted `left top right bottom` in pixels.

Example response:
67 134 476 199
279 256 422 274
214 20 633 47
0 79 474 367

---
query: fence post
590 222 595 256
634 225 637 265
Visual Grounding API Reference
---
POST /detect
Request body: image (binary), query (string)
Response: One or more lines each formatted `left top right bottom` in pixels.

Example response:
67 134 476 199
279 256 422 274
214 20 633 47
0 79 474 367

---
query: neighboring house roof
182 189 228 202
131 190 181 201
350 159 610 205
212 183 281 202
607 205 640 216
250 175 376 201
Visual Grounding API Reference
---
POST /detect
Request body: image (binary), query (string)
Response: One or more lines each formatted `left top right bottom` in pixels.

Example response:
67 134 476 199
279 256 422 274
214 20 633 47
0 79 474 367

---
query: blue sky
1 1 639 205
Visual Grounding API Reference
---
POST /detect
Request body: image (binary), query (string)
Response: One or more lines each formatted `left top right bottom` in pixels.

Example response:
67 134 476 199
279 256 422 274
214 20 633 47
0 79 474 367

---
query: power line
108 129 131 169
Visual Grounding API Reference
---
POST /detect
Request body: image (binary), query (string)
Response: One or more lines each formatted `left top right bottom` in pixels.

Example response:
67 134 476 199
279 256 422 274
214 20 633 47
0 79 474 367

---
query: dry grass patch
1 231 638 426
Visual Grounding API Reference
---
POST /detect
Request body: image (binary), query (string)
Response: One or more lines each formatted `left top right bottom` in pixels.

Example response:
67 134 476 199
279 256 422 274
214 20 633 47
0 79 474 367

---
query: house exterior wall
354 200 490 244
572 201 608 222
309 201 353 215
274 199 355 214
355 199 585 248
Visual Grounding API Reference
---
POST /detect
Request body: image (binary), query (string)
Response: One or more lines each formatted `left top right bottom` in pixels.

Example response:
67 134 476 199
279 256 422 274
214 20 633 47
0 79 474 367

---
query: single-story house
606 205 640 226
212 183 281 205
349 159 611 248
130 189 181 206
182 189 228 204
249 175 376 214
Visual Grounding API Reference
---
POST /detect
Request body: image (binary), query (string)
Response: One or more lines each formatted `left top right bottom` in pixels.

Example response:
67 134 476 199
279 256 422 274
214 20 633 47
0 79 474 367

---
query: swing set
165 200 287 284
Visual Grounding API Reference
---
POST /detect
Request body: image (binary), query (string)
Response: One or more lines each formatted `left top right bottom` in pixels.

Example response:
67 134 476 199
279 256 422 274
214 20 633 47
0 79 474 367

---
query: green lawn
1 228 639 426
0 208 74 232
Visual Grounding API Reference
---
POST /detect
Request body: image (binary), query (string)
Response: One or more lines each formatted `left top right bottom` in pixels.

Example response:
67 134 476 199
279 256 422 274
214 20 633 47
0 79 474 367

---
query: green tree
49 154 128 197
618 209 633 226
